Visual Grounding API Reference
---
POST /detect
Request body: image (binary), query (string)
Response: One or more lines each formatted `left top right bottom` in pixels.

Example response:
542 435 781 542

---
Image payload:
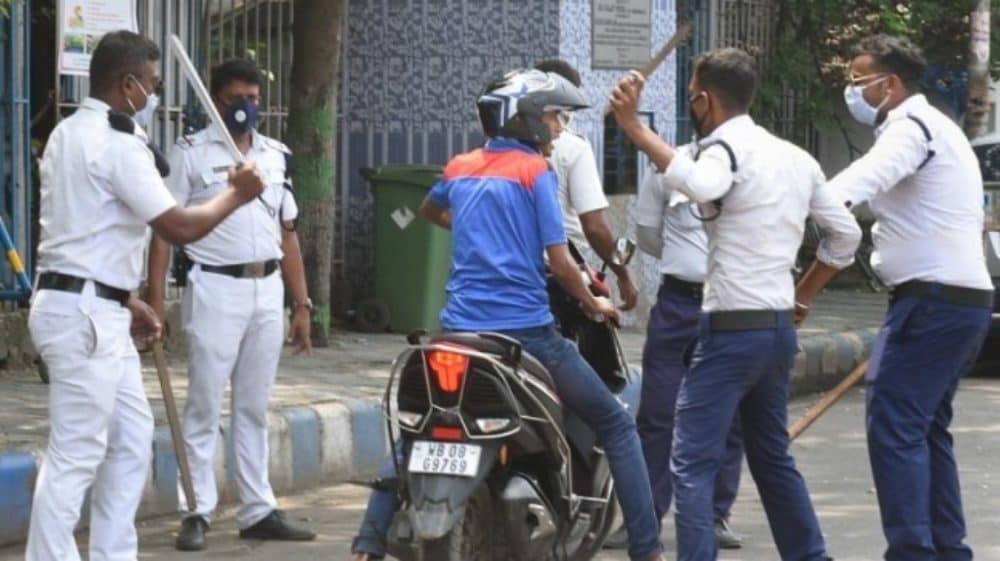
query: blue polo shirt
427 138 567 331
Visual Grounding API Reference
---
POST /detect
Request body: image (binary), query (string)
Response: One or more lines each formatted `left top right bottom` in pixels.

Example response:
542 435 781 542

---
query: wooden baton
788 358 869 441
153 340 197 512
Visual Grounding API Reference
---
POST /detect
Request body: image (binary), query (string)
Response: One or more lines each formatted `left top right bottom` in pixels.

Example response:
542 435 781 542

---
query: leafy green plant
752 0 999 148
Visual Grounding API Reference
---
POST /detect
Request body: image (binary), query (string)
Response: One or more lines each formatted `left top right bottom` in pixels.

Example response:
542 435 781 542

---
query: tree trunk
965 0 991 139
287 0 345 346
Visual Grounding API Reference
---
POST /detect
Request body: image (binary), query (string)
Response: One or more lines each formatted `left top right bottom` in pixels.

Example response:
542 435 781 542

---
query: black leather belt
198 259 279 279
662 274 703 300
36 272 130 307
891 281 994 309
708 310 793 331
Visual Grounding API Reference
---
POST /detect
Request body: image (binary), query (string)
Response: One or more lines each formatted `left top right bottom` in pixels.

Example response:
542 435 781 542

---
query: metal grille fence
0 0 32 304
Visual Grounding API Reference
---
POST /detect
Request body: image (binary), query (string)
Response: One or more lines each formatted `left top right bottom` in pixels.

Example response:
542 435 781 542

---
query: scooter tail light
427 350 469 393
430 426 464 441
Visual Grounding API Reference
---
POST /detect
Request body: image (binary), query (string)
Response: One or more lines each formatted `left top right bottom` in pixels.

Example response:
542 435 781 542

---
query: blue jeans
866 290 990 561
352 324 662 561
671 313 828 561
637 282 742 525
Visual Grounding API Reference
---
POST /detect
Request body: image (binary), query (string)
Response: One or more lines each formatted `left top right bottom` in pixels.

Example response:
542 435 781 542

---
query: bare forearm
150 188 245 246
281 230 309 305
795 260 840 306
549 258 596 310
581 215 616 263
146 235 172 307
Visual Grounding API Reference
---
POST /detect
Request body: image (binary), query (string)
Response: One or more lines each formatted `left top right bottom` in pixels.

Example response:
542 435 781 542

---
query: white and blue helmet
476 69 589 146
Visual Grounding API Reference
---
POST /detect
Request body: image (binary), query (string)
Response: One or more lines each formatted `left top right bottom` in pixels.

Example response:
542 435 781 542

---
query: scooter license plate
408 441 482 477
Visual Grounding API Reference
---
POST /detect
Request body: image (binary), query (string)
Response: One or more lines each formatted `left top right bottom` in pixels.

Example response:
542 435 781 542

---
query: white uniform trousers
25 285 154 561
179 264 284 528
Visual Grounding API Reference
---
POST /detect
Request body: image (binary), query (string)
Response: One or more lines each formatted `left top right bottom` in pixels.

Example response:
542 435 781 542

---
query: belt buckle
244 262 266 278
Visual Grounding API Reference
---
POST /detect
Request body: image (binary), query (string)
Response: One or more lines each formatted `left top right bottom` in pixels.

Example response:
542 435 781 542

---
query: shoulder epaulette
261 135 292 155
175 131 208 149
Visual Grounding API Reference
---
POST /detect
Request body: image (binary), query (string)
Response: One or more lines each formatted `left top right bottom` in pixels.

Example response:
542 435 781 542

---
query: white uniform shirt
166 125 298 266
548 131 609 251
662 115 862 311
636 144 709 283
826 94 992 290
36 97 177 291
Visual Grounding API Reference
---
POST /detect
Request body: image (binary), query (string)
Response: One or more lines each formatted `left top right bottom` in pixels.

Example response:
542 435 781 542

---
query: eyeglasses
128 74 164 97
847 72 888 87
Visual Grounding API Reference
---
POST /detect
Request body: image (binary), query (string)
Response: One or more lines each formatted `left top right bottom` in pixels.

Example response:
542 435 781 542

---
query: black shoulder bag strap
906 114 936 170
690 139 738 222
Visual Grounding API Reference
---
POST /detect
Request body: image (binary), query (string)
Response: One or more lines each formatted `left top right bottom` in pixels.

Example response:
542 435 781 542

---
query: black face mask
688 92 709 139
223 99 259 134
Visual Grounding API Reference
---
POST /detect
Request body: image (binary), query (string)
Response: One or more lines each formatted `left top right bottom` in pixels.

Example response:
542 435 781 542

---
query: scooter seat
428 332 557 391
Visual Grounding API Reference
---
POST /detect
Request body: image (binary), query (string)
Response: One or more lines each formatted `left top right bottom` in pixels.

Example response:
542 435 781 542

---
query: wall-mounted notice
592 0 651 70
58 0 138 76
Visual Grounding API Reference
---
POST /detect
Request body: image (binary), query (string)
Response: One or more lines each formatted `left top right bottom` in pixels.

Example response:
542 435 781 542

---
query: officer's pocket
865 326 889 384
83 307 130 358
888 297 930 343
685 330 711 371
28 308 98 363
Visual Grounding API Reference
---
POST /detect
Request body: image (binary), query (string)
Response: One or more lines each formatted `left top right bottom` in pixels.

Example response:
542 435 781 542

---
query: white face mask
844 75 889 126
126 75 159 129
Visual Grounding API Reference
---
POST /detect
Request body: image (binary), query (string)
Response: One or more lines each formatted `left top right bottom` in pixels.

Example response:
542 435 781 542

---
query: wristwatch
294 298 314 312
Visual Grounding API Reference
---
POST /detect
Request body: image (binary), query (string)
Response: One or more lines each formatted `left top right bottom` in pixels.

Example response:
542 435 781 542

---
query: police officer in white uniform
799 35 994 561
534 59 638 311
630 146 746 550
146 59 314 551
27 31 265 561
611 48 861 561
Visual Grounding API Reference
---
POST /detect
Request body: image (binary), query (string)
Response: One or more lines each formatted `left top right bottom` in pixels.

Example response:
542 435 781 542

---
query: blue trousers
866 290 991 561
637 282 742 525
353 325 662 561
671 313 828 561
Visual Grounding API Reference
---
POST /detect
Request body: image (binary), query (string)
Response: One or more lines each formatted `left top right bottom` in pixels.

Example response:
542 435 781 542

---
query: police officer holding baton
800 35 995 561
26 30 264 561
611 47 861 561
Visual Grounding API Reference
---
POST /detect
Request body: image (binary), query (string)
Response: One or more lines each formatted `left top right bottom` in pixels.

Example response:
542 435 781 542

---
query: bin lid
360 164 443 189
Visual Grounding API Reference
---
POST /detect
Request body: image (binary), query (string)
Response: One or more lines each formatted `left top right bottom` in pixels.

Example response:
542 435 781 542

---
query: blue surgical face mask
844 75 890 126
126 75 159 129
224 99 259 134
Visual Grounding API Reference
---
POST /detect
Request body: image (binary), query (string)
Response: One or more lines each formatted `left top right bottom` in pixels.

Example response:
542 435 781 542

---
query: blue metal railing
0 0 32 303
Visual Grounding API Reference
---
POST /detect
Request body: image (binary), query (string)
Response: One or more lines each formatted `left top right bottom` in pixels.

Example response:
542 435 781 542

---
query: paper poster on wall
592 0 651 70
58 0 138 76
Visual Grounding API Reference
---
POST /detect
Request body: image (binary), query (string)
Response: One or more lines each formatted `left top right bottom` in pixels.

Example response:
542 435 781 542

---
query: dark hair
850 35 927 90
89 30 160 95
534 58 581 87
210 59 262 96
693 48 756 111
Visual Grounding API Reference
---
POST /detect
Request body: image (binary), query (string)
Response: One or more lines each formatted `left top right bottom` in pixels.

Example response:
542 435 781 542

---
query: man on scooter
350 68 665 561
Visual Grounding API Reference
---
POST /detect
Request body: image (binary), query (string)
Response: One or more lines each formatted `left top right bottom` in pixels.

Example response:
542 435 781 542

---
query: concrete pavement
3 376 998 560
0 289 889 546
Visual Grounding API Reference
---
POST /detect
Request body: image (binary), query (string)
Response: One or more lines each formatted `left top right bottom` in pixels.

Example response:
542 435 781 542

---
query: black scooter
383 240 637 561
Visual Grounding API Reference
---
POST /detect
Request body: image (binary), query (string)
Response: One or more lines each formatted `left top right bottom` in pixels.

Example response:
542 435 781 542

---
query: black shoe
175 516 208 551
715 518 743 549
239 509 316 541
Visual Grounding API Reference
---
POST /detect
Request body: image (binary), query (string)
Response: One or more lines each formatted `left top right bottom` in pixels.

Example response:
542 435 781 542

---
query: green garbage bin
361 164 451 333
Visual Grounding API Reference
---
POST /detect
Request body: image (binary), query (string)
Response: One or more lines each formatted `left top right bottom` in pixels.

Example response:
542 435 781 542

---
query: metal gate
0 0 32 303
675 0 817 153
55 0 293 145
52 0 294 285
